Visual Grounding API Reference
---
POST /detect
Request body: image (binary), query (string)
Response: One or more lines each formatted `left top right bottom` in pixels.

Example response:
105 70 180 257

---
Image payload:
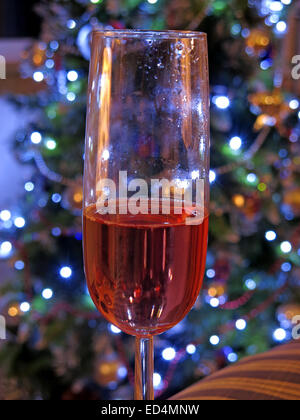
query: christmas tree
1 0 300 400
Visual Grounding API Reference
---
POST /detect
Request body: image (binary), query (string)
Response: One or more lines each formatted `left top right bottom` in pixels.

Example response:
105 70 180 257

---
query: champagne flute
83 30 210 400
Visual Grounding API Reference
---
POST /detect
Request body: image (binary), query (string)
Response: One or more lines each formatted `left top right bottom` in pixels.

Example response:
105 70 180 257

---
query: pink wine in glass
83 201 208 337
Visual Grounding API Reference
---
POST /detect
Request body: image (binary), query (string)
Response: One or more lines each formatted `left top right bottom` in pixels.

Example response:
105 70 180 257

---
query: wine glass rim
92 29 207 39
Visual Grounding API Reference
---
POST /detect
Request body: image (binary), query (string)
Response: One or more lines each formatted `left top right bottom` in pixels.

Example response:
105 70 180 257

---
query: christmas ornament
246 28 270 56
249 90 291 135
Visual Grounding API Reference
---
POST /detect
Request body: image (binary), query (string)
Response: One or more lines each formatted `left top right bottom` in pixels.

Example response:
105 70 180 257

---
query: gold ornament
246 28 270 56
249 90 291 135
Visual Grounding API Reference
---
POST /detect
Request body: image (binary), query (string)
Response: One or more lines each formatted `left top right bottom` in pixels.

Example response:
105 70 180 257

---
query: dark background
0 0 41 38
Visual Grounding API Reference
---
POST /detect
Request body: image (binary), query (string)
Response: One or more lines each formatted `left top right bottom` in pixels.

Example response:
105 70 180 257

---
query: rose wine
83 202 208 337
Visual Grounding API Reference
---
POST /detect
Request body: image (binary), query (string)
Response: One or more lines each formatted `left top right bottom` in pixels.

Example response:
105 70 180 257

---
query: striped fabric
171 341 300 400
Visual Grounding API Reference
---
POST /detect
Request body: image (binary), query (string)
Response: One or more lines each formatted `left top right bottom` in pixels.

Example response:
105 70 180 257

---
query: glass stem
135 337 154 400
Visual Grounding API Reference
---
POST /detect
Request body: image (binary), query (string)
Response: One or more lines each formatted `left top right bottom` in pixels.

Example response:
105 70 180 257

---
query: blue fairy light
265 231 277 241
14 217 26 228
162 347 176 361
0 210 11 222
52 193 61 203
67 70 78 82
59 266 72 279
33 71 44 82
42 288 53 299
212 95 230 110
24 182 34 192
227 352 238 363
209 335 220 346
235 319 247 331
20 302 30 313
229 136 242 151
30 131 42 144
273 328 287 342
245 278 257 290
0 241 12 257
15 260 25 270
186 344 196 354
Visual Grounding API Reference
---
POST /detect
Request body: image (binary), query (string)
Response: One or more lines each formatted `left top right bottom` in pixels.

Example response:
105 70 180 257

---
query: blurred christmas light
162 347 176 361
209 170 216 183
280 241 292 253
227 352 238 363
109 324 121 334
210 335 220 346
236 319 247 331
186 344 196 354
14 217 26 228
66 92 76 102
45 59 54 69
289 99 299 110
20 302 31 313
0 210 11 222
30 131 42 144
281 0 292 5
247 173 257 183
14 260 25 270
117 366 127 379
33 71 44 82
210 298 220 308
42 288 53 299
45 138 57 150
273 328 287 342
245 278 257 290
8 305 19 317
281 262 292 272
148 0 158 3
275 21 287 33
51 227 61 237
67 70 78 82
59 266 72 279
229 136 242 151
24 182 34 192
153 373 162 388
213 95 230 109
206 269 216 279
269 1 283 12
265 230 277 241
260 59 272 70
90 0 102 3
0 241 12 257
67 19 76 29
52 193 62 203
50 40 59 50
